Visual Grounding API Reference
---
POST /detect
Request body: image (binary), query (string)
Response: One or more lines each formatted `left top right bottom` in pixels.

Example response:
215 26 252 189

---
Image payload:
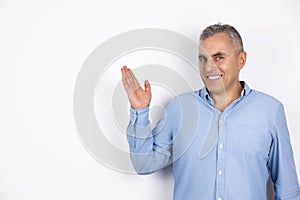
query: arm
126 102 176 174
267 103 300 199
121 66 175 174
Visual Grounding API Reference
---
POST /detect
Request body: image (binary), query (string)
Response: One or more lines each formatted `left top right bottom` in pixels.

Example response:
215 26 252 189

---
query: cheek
216 62 227 72
224 66 240 78
217 60 239 74
199 64 205 73
199 66 206 79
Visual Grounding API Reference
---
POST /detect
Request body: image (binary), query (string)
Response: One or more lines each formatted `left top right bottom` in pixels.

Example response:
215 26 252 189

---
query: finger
125 69 135 85
121 66 125 75
121 65 129 75
144 80 151 93
124 66 129 73
122 73 129 89
127 69 139 85
122 67 131 82
122 69 139 93
122 74 133 91
122 67 131 88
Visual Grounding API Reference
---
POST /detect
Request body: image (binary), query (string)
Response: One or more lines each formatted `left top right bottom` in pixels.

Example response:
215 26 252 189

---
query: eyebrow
198 51 228 59
198 54 206 59
211 52 228 57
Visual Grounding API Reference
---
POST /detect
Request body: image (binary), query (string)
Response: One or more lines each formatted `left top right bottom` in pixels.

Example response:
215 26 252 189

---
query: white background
1 0 299 199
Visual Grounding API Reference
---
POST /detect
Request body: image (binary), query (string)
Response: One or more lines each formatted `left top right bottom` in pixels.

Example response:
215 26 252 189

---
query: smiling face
199 32 246 97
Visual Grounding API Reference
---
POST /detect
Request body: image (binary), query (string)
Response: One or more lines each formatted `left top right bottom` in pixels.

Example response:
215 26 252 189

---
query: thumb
144 80 151 93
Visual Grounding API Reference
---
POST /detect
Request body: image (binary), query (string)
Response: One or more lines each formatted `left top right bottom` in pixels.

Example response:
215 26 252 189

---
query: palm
121 66 152 109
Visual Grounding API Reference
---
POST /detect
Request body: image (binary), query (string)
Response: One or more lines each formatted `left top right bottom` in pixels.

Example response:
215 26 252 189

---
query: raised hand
121 66 151 109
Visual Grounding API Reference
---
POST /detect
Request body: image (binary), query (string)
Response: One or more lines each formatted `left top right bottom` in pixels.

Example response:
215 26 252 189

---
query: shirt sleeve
267 103 300 199
126 99 177 175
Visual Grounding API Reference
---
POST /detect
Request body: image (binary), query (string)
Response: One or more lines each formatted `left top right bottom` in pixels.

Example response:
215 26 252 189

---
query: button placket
216 114 226 200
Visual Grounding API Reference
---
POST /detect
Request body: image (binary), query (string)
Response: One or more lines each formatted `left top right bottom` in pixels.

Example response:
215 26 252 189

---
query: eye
199 56 207 63
215 55 224 61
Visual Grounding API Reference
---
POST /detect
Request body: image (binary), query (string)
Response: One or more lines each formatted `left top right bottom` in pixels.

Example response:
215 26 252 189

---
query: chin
207 86 225 95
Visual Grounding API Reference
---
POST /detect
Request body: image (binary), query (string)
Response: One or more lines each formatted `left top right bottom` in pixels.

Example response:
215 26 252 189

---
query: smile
206 75 222 80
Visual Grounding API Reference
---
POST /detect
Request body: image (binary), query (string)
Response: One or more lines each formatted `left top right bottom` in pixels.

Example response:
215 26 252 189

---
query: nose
204 58 217 73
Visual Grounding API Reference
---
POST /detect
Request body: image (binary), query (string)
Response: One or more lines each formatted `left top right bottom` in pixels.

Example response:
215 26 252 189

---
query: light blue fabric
126 82 300 200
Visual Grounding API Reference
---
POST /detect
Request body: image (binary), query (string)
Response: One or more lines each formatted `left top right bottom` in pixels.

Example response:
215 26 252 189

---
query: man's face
199 32 246 96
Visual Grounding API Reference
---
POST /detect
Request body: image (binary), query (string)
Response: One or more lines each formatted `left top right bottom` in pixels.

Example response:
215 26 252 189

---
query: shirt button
217 198 222 200
219 120 224 125
218 170 222 175
219 144 223 149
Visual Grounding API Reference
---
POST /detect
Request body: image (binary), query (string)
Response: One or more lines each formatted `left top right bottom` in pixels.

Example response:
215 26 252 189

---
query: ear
238 51 247 69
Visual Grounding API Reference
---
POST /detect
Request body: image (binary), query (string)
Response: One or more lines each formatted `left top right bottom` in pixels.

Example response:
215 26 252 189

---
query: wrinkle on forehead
199 32 238 57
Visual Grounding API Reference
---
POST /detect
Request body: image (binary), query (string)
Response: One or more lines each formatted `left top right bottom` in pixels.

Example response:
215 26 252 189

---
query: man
121 24 300 200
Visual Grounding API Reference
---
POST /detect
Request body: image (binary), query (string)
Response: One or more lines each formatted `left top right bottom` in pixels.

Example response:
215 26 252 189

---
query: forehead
199 32 235 55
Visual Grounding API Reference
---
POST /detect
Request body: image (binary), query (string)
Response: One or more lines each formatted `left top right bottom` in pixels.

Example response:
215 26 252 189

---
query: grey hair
200 23 244 54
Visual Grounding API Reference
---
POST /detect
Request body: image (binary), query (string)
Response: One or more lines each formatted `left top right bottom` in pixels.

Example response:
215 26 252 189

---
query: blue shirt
126 82 300 200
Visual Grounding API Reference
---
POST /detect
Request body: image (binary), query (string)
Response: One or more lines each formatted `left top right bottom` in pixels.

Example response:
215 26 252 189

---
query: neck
210 82 243 112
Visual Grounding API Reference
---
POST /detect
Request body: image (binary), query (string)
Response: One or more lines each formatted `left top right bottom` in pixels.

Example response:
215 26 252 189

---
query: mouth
206 75 223 80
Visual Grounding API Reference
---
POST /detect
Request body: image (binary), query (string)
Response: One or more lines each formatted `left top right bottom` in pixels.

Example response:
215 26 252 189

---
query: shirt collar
199 81 251 102
240 81 250 96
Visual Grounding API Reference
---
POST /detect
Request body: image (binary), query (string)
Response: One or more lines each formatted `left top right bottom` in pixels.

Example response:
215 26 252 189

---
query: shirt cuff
130 106 150 126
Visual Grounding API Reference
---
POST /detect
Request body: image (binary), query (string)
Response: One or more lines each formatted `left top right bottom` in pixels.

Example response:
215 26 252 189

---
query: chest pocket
228 123 271 158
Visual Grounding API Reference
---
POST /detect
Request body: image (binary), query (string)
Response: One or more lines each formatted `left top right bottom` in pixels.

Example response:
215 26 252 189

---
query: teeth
207 75 222 80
